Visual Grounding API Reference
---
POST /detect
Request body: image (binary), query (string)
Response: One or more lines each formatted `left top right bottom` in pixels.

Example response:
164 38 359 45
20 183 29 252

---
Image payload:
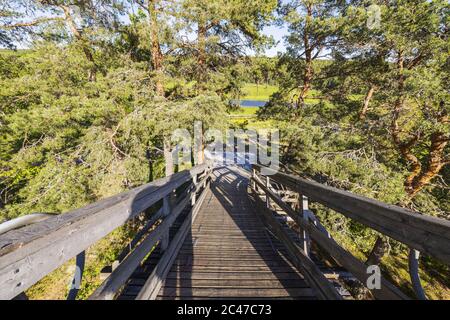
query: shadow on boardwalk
159 166 315 300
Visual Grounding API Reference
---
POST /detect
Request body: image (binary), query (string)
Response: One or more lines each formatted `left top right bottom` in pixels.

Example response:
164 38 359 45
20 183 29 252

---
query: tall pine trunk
391 53 449 198
298 4 313 109
197 22 207 91
359 85 376 120
149 0 164 96
148 0 171 175
61 5 97 81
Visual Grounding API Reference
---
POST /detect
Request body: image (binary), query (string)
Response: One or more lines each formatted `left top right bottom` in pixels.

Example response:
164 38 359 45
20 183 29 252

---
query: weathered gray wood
250 188 343 300
253 164 450 264
0 164 208 300
154 296 306 300
136 178 210 300
409 248 427 300
161 278 309 288
89 192 192 300
122 167 320 300
160 194 171 251
158 287 315 298
253 176 409 300
164 271 307 280
169 259 305 267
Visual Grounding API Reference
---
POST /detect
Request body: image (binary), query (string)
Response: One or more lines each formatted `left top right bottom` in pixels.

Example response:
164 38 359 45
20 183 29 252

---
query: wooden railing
249 164 450 300
0 164 211 300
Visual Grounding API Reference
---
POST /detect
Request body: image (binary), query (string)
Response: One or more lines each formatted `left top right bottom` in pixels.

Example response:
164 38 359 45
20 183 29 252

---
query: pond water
230 100 268 107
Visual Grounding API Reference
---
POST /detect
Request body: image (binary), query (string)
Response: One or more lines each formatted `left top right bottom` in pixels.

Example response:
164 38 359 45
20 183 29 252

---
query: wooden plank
160 278 310 288
0 165 208 300
156 296 309 300
253 165 450 264
187 227 265 231
174 253 290 259
185 234 269 238
149 168 318 300
163 265 310 272
168 259 301 268
130 278 308 287
164 271 306 281
158 287 315 298
180 244 280 250
253 175 409 300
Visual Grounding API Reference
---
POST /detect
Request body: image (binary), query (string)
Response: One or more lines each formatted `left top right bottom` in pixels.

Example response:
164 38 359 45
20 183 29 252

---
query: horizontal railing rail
0 213 55 236
250 164 450 300
0 164 211 300
252 164 450 264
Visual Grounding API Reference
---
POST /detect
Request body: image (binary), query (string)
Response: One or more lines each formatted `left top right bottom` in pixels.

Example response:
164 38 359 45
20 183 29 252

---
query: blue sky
8 7 290 55
262 25 288 57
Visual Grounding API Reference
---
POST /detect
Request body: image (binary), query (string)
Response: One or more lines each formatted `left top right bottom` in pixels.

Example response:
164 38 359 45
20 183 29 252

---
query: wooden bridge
0 164 449 300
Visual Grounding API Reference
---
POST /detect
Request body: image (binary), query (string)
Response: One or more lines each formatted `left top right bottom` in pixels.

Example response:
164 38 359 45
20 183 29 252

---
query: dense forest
0 0 448 299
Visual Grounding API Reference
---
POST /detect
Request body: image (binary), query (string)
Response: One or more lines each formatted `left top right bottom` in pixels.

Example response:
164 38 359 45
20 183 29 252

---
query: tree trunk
197 22 207 90
366 237 389 266
149 0 164 96
407 127 449 197
146 149 154 182
297 4 313 110
391 53 449 198
390 53 421 193
61 5 97 81
359 85 376 120
341 236 389 300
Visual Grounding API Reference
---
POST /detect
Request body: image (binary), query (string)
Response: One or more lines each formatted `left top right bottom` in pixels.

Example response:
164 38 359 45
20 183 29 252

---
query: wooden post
295 192 304 243
191 175 197 206
265 176 270 208
301 195 311 257
252 168 256 190
161 194 170 251
408 248 427 300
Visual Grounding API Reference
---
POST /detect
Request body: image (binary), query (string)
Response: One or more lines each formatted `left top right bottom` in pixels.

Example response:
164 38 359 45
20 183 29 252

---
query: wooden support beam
161 194 171 251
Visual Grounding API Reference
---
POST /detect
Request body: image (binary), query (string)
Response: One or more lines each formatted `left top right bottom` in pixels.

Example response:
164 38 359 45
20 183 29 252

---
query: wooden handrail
251 173 408 300
252 164 450 265
90 172 212 300
0 164 209 300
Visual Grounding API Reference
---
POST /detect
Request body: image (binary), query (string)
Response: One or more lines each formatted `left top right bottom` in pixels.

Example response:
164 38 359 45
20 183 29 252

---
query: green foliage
0 42 227 220
256 0 449 299
0 0 448 300
241 83 279 101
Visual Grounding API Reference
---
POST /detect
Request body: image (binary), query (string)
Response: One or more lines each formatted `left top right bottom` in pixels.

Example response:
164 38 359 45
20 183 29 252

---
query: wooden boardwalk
2 163 447 300
155 167 315 300
118 167 318 299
